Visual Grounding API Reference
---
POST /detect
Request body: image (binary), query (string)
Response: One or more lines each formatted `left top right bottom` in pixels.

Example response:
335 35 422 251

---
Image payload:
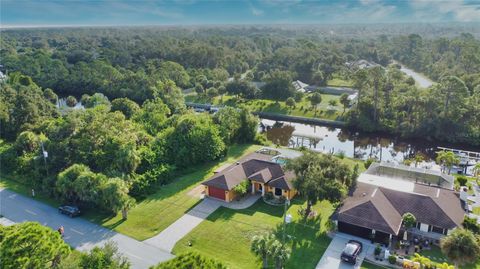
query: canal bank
260 118 480 175
254 112 346 128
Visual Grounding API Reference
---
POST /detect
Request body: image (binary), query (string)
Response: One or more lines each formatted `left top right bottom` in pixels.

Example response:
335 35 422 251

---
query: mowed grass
0 175 60 208
415 246 480 269
360 261 389 269
84 144 261 240
473 206 480 215
173 199 335 269
327 77 354 87
186 93 347 121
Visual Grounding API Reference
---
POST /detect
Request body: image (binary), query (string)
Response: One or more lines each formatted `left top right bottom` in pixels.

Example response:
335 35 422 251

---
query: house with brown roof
335 163 465 245
202 152 297 202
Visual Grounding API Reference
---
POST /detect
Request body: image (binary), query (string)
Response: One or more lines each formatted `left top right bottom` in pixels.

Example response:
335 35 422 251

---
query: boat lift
437 147 480 175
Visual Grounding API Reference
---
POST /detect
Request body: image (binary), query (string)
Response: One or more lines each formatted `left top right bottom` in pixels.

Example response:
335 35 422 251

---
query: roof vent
236 162 240 165
362 192 367 196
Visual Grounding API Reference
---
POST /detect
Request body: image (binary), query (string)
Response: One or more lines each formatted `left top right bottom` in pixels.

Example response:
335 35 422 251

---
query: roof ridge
369 195 403 235
343 200 399 235
431 195 458 227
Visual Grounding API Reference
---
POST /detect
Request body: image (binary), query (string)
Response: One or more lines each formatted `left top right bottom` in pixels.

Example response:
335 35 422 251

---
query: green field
173 198 335 269
186 93 347 121
327 77 354 87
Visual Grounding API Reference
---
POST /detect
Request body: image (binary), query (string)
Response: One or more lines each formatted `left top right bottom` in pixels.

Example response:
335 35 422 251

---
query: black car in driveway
58 205 81 217
341 240 363 264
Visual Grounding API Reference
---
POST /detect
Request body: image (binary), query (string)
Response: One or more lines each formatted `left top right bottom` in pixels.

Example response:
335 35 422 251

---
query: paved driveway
0 188 173 269
316 233 374 269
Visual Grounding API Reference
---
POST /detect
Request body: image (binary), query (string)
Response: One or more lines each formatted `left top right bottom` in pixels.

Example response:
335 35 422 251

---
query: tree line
0 73 259 217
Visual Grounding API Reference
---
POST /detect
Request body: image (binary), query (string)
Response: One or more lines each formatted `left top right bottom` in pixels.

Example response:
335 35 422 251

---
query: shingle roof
202 153 295 191
268 171 296 191
338 182 464 235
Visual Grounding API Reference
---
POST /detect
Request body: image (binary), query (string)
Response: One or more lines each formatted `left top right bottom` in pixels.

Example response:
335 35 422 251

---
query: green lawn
173 198 335 269
473 206 480 215
0 175 60 208
417 246 480 269
186 93 347 121
360 261 389 269
327 77 354 87
84 144 261 240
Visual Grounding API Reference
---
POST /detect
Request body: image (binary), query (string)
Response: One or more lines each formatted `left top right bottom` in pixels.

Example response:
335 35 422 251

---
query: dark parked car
341 240 363 264
58 205 81 217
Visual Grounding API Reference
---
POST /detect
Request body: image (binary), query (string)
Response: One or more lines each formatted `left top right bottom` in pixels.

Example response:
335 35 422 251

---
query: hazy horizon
2 0 480 28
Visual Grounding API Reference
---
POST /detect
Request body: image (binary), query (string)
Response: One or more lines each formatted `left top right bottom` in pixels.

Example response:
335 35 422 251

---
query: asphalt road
0 188 174 269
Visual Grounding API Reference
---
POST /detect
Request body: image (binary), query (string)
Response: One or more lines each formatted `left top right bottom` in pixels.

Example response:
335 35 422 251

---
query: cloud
251 7 265 16
107 1 185 19
248 1 264 16
410 0 480 22
359 0 382 5
303 1 396 23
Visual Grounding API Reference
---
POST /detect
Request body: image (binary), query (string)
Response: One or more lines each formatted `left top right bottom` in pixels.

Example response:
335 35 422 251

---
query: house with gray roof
335 163 464 245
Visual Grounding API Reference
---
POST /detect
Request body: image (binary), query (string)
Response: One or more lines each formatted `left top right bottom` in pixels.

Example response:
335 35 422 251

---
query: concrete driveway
0 188 173 269
316 233 374 269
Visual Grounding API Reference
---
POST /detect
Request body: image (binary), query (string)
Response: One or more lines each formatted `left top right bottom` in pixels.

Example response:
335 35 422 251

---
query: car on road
58 205 81 217
341 240 363 264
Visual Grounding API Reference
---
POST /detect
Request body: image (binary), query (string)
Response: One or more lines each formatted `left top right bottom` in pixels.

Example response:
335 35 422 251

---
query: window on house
275 188 282 196
431 226 444 234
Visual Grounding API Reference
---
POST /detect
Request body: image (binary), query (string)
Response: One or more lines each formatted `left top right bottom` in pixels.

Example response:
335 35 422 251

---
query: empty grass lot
83 144 261 240
186 93 347 121
173 198 335 269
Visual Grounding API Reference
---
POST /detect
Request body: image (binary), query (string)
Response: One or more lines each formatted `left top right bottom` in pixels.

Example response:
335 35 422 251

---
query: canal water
261 119 479 173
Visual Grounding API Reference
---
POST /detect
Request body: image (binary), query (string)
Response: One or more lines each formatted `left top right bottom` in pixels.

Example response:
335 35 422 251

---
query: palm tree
473 163 480 180
270 240 291 269
440 229 480 268
310 93 322 116
413 153 425 168
436 150 460 174
251 233 274 268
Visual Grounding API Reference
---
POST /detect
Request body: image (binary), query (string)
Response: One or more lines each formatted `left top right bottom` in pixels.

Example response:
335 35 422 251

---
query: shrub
233 180 250 197
374 244 382 256
66 96 77 107
463 216 480 234
364 158 376 169
152 252 227 269
388 255 397 264
456 175 468 186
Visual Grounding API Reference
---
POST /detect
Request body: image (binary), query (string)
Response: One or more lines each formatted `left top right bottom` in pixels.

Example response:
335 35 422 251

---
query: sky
1 0 480 28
